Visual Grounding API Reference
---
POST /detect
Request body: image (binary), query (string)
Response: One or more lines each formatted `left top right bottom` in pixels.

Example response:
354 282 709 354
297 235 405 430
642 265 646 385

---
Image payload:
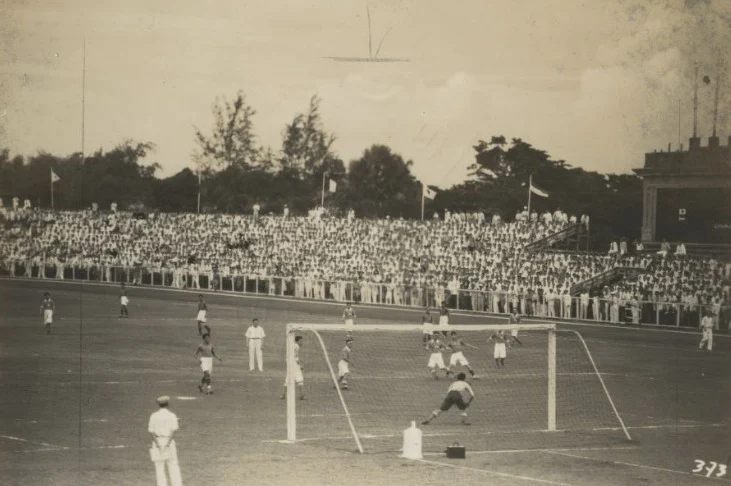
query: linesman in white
699 311 714 351
281 335 306 400
148 396 183 486
246 318 265 371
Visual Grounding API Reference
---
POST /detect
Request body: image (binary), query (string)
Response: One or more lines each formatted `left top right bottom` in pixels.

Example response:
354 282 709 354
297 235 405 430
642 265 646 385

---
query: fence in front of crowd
1 260 727 331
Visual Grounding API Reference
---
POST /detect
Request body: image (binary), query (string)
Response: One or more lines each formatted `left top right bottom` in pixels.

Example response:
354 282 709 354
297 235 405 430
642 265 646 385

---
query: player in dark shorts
421 372 475 425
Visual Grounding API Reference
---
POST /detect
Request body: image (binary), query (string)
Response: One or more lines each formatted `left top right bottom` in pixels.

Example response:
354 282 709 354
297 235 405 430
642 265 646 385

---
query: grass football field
0 279 729 486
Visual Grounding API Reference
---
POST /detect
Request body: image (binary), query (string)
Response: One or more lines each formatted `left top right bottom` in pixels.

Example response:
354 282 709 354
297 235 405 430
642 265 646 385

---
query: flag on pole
51 169 60 183
329 179 337 193
423 185 436 200
529 180 549 198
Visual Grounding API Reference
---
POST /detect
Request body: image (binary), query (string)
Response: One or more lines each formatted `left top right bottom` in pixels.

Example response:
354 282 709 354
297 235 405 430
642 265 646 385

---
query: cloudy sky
1 0 730 187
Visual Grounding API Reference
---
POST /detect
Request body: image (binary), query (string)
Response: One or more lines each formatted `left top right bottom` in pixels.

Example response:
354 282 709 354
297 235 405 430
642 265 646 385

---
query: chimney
668 143 671 152
709 136 720 149
689 136 701 150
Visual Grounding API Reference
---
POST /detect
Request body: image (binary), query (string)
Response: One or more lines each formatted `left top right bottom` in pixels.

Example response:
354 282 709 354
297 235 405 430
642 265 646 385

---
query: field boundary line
541 449 731 482
3 277 727 338
422 445 638 456
9 444 127 454
414 457 579 486
0 434 67 449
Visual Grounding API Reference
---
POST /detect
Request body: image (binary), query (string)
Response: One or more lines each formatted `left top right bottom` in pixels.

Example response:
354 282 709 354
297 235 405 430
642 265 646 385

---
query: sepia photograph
0 1 729 485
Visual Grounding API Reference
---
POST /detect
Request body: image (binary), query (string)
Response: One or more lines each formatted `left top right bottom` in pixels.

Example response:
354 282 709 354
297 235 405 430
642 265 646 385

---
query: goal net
283 323 631 454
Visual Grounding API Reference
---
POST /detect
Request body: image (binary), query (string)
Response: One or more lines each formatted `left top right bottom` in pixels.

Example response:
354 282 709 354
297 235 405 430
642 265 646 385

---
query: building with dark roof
633 134 731 244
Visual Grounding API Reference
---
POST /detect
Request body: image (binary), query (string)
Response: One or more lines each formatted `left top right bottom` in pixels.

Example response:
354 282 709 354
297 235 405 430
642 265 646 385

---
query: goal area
283 323 631 454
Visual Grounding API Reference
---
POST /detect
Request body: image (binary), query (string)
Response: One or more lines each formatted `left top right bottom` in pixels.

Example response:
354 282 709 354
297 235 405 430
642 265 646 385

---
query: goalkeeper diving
421 372 475 426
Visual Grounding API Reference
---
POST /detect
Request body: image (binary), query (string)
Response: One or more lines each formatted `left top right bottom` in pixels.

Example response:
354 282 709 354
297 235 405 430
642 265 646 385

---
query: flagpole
527 174 532 217
51 169 54 209
321 171 327 207
81 40 86 204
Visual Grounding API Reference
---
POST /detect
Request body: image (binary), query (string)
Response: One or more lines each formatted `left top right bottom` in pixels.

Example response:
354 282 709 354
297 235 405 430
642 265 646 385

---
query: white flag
329 179 337 193
51 169 60 183
423 185 436 200
529 181 549 198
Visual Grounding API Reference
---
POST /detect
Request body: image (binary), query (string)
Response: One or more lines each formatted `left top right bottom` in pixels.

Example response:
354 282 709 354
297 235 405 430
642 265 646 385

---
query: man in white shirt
245 318 266 371
699 312 714 351
148 396 183 486
579 291 590 319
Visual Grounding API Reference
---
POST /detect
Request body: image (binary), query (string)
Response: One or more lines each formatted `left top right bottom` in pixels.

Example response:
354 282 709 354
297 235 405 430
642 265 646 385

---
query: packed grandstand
0 202 728 329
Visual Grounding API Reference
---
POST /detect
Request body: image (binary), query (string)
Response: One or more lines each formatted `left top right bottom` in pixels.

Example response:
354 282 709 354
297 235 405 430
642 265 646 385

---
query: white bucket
400 421 423 460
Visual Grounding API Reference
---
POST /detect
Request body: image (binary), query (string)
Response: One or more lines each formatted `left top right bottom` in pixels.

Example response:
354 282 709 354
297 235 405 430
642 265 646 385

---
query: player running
421 372 475 426
196 294 209 336
119 283 129 319
446 331 477 378
438 301 450 336
421 307 434 348
336 337 353 390
194 334 223 395
426 334 452 380
509 311 523 346
40 292 55 334
488 329 509 368
281 335 306 400
699 311 714 351
343 302 356 331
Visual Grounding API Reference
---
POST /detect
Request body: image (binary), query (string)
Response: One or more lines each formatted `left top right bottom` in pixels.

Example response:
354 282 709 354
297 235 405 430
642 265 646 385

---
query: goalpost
284 323 631 453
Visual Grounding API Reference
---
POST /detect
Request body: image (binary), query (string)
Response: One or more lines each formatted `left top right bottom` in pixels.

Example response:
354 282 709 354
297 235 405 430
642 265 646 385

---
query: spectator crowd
0 203 727 328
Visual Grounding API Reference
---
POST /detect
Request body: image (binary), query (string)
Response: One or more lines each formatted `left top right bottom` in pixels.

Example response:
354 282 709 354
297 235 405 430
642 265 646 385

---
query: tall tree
279 95 336 176
347 145 421 218
193 90 260 170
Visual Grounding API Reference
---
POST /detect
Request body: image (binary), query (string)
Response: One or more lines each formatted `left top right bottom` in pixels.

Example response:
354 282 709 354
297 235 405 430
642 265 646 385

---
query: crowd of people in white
0 200 727 327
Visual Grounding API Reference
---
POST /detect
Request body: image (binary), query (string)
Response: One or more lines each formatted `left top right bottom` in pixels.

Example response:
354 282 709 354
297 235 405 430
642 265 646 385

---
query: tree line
0 90 642 245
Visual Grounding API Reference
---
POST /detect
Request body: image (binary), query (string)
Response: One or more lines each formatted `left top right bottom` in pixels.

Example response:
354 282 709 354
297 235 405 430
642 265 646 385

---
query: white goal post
284 322 636 453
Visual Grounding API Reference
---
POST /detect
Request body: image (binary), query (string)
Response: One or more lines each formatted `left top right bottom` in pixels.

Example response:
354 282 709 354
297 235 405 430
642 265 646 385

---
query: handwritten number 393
692 460 727 478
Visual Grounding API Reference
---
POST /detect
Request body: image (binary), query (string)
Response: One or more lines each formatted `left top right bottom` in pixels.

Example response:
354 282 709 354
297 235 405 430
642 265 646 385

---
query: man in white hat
148 396 183 486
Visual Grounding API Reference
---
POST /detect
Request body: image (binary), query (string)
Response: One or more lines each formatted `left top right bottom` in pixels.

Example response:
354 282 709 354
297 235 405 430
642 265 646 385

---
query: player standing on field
425 334 452 379
446 331 477 378
488 329 509 368
421 372 475 426
194 334 222 395
245 318 266 371
196 295 209 336
422 307 434 348
40 292 55 334
336 337 353 390
119 282 129 319
438 301 450 336
699 311 714 351
509 311 523 345
281 335 306 400
343 302 356 330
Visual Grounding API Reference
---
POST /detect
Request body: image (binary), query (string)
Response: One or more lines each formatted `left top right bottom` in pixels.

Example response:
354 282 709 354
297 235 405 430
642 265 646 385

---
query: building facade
634 135 731 244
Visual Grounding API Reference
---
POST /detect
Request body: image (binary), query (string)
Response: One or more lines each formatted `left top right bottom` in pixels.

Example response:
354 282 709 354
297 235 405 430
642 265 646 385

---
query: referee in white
148 396 183 486
246 318 266 371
